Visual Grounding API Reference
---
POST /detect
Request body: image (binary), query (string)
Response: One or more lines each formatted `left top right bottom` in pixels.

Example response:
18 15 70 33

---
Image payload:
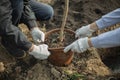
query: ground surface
0 0 120 80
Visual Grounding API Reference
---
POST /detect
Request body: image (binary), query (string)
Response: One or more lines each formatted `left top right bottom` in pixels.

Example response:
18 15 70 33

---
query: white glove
64 37 90 53
75 25 95 38
31 27 45 43
29 44 51 60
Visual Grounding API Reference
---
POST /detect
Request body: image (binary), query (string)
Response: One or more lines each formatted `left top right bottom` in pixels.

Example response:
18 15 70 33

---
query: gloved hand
29 44 51 60
75 25 95 38
31 27 45 43
64 37 90 53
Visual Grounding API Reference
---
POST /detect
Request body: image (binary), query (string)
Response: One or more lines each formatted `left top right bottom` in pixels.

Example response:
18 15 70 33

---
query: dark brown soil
45 29 75 48
0 0 120 80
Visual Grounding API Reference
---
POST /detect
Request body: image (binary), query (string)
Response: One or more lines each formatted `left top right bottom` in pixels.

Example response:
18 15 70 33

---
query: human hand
75 25 95 38
64 37 90 53
31 27 45 43
29 44 51 60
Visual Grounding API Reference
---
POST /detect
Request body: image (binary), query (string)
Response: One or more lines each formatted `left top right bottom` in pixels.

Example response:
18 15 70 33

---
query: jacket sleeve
0 0 32 51
21 0 37 30
91 28 120 48
96 8 120 29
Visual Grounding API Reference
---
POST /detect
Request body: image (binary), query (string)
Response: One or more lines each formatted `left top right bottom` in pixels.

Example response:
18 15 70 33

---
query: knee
42 5 54 20
46 5 54 20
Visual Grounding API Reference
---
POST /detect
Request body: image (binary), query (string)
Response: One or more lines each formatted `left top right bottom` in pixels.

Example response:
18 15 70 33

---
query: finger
32 36 39 43
33 36 40 43
75 30 79 38
40 44 50 56
75 34 79 38
64 44 72 53
40 33 45 42
45 50 51 56
34 39 38 44
36 39 41 43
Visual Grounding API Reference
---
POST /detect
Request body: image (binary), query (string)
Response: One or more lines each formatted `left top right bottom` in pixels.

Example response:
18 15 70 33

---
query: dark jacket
0 0 32 51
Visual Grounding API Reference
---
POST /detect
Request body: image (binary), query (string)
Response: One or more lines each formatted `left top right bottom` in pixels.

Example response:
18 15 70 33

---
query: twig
59 0 69 41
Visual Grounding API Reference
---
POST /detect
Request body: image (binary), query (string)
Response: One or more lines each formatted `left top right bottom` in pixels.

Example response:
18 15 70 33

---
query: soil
0 0 120 80
45 29 75 48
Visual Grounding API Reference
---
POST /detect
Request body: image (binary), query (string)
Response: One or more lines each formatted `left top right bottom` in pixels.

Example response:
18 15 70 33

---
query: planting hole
102 55 120 73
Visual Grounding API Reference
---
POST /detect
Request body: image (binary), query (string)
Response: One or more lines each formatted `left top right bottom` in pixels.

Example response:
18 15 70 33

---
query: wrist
88 38 93 47
90 22 98 31
28 44 35 52
30 27 38 31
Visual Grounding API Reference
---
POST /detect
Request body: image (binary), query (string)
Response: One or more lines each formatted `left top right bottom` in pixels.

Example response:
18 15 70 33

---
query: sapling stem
59 0 69 42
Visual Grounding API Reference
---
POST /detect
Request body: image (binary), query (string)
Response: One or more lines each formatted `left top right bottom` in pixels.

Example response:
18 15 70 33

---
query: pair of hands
30 24 96 59
30 27 50 60
64 25 95 53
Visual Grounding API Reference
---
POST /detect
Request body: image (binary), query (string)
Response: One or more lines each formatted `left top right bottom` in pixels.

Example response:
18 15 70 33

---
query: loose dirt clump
0 0 120 80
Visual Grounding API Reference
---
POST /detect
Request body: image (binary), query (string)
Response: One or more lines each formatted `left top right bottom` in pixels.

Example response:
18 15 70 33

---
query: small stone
88 67 92 71
64 70 73 75
0 62 5 72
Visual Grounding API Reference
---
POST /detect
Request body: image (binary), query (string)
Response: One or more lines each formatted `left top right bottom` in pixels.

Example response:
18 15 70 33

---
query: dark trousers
11 0 54 26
